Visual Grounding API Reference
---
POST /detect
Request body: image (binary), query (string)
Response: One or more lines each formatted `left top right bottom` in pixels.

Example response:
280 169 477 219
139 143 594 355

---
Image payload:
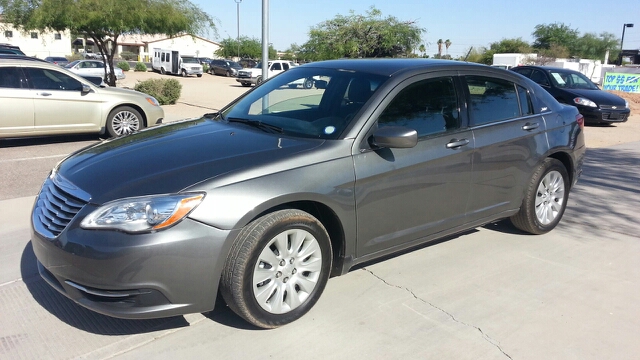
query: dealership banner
603 73 640 93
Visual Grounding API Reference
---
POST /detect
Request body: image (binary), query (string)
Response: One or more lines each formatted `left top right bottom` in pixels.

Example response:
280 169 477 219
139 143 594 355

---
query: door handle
446 138 470 149
522 122 539 131
37 92 52 97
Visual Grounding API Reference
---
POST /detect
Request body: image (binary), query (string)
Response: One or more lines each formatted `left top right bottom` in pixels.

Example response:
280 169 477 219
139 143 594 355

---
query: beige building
1 22 72 58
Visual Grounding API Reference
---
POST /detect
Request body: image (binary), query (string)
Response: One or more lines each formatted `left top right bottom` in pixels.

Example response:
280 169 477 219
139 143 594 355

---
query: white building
118 33 221 62
0 22 72 58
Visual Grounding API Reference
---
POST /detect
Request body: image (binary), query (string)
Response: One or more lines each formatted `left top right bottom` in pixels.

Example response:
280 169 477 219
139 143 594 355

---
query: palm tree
437 39 443 58
445 39 452 56
419 44 426 57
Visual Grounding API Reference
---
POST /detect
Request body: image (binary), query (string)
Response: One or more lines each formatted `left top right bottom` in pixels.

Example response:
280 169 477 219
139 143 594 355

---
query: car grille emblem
612 106 617 109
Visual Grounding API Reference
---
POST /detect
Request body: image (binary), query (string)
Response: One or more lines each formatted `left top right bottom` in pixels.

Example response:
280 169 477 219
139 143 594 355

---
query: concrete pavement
1 139 639 359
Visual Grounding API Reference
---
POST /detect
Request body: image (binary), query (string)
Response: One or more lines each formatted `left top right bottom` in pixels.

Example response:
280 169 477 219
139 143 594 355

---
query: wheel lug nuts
292 268 297 274
279 260 286 266
276 271 282 278
283 277 289 283
290 258 295 264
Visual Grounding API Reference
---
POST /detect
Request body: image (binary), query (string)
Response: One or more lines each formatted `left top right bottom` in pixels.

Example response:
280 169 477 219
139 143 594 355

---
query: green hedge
117 61 130 71
134 78 182 105
134 62 147 72
120 51 138 61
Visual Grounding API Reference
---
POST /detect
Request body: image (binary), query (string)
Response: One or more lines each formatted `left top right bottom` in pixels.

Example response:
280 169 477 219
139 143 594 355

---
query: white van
152 48 203 77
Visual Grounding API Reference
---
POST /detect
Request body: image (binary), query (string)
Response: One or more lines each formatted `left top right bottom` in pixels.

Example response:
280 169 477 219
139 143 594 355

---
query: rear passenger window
466 76 520 126
378 77 459 137
517 85 533 115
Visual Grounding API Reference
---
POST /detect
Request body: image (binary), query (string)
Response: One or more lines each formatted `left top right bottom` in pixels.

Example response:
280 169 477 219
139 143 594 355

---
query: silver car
65 59 126 80
0 58 163 138
31 59 585 328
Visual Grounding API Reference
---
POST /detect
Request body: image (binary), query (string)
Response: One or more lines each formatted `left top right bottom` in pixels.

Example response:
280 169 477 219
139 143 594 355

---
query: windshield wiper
227 118 283 134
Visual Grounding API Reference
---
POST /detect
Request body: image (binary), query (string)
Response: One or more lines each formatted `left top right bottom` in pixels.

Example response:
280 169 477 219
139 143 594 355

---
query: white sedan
65 60 125 81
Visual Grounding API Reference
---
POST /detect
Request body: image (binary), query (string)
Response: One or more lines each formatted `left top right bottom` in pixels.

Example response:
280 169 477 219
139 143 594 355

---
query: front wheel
197 74 202 78
181 69 187 77
256 76 263 86
510 158 569 234
106 106 143 137
303 78 314 89
220 209 332 328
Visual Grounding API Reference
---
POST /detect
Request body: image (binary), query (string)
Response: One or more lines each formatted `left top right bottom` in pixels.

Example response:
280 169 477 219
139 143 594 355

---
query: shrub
134 78 182 105
202 63 209 73
67 53 83 61
134 62 148 72
120 51 138 61
117 61 130 72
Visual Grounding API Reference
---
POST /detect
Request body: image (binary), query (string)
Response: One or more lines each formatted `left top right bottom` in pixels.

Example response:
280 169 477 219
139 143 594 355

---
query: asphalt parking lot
1 71 639 359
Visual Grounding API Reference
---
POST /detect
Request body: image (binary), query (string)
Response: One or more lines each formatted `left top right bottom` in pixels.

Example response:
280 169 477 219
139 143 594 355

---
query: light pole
619 23 634 65
235 0 242 59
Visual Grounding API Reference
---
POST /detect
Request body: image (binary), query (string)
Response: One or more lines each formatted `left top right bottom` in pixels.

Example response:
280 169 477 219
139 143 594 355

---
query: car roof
514 65 583 74
0 54 49 63
299 58 488 77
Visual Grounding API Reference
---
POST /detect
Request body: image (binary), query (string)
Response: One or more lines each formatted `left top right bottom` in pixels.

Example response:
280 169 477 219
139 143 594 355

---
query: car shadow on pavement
561 145 640 236
0 134 103 148
20 241 190 335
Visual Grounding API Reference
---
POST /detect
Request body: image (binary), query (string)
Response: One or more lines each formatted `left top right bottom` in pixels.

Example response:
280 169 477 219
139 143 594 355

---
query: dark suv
0 43 25 55
512 65 630 124
208 59 243 77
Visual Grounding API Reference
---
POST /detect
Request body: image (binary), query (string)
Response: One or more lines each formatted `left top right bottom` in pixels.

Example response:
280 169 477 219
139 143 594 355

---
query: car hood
562 88 627 106
56 118 324 204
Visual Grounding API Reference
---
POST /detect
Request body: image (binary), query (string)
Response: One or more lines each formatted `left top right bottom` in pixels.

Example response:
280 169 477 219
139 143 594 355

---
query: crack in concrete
364 268 513 360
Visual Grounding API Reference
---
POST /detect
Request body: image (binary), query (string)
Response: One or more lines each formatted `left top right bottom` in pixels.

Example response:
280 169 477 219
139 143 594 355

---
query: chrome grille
33 177 88 238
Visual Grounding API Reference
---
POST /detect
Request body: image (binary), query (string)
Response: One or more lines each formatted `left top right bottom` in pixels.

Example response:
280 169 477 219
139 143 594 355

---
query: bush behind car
134 78 182 105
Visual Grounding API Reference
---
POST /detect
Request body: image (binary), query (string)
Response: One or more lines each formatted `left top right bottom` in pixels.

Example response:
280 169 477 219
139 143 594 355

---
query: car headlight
81 193 205 233
625 100 629 109
146 97 160 107
573 97 597 107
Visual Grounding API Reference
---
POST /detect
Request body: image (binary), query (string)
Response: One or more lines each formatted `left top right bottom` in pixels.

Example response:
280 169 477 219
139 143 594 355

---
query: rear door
0 66 34 136
462 73 548 222
354 73 473 257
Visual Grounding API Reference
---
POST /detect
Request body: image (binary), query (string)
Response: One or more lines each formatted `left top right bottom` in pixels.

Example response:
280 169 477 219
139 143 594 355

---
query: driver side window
378 77 459 137
25 68 83 91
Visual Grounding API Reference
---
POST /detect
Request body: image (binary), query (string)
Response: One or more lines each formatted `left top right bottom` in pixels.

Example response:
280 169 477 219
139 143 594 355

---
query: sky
192 0 640 59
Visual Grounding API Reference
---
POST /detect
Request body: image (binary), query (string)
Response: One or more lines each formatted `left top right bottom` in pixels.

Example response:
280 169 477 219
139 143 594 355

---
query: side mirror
81 84 92 94
370 126 418 149
315 80 327 89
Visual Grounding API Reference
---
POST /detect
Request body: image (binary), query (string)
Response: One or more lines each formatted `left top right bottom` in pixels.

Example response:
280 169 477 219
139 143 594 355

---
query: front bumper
31 201 234 319
579 106 630 123
184 68 203 76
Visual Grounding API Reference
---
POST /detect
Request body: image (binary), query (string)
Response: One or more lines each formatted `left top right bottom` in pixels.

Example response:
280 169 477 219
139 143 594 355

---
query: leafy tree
215 36 276 60
457 46 485 63
574 32 619 61
0 0 217 85
479 38 532 64
532 23 579 53
299 7 424 60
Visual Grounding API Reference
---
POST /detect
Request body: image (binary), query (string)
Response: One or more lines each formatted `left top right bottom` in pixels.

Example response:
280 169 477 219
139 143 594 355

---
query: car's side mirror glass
370 126 418 149
315 80 327 89
81 84 91 94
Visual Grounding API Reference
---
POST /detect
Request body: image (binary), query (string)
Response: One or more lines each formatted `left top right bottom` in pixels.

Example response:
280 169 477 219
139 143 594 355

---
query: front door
354 74 473 257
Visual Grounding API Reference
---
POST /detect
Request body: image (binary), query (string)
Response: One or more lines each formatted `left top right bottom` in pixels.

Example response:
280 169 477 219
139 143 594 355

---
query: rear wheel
160 67 165 75
303 78 314 89
226 70 232 77
106 106 143 137
510 158 569 234
220 209 332 328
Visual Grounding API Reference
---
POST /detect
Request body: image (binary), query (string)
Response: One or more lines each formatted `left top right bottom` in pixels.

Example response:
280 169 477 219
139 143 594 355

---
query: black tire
226 70 232 77
220 209 332 329
510 158 569 234
160 67 165 75
181 69 187 77
197 74 202 78
303 78 314 89
241 82 251 87
106 106 143 137
256 76 263 86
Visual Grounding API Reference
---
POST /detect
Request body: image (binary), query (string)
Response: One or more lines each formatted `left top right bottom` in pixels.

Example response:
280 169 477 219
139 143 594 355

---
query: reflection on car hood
562 88 627 106
56 118 324 203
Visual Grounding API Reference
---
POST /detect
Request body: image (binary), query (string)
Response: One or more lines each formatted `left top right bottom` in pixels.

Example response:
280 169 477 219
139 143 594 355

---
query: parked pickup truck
236 60 313 88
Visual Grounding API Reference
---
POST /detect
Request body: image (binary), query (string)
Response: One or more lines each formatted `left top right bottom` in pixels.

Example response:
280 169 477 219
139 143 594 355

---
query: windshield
220 67 387 139
65 60 80 68
182 57 199 64
230 61 242 68
549 70 599 90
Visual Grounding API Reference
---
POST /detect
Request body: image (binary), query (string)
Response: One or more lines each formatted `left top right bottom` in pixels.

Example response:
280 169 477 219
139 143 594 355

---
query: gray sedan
31 59 585 328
